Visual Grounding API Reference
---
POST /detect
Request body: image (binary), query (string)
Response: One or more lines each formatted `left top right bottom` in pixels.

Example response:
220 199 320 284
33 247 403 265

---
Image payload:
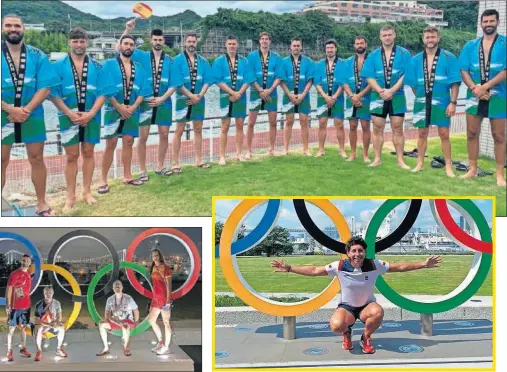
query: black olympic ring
47 230 120 302
293 199 423 254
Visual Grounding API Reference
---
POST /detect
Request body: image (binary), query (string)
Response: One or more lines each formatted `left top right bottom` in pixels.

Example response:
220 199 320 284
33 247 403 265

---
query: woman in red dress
148 248 173 355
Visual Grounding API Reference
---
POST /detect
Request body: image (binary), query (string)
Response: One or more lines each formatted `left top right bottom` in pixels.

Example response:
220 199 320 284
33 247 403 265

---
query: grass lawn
214 255 492 296
52 134 505 216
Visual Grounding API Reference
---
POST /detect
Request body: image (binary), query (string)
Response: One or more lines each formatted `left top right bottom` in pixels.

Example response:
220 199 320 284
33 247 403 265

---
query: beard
120 49 133 57
73 48 86 55
186 45 196 53
355 47 366 54
483 25 497 35
153 44 163 50
4 31 24 45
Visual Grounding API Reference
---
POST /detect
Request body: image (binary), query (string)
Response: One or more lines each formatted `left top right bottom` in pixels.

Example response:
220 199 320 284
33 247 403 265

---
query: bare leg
193 120 204 165
283 113 295 155
20 325 26 347
138 125 150 173
369 116 385 167
491 118 506 186
121 135 135 180
347 119 358 161
235 117 245 161
121 325 131 349
268 111 277 155
157 125 169 171
438 127 455 177
1 144 13 191
7 326 16 352
100 137 118 187
360 119 371 162
219 119 230 165
412 127 429 173
161 309 172 348
148 307 163 343
300 114 310 155
391 116 409 169
461 114 481 179
81 142 97 204
98 321 112 352
56 326 65 349
63 143 80 210
317 117 328 156
359 302 384 338
334 118 346 158
36 326 45 351
25 142 53 213
246 111 257 159
172 122 185 169
329 308 356 334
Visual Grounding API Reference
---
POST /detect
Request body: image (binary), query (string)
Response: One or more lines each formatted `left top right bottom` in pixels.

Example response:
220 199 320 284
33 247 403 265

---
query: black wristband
450 101 457 105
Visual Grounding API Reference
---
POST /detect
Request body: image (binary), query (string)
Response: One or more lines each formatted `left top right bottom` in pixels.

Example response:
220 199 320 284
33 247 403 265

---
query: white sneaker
156 346 170 355
151 341 164 353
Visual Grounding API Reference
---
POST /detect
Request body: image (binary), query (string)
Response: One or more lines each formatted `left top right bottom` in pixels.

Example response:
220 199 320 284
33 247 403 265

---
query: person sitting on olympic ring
5 254 33 362
96 280 139 357
271 236 442 354
34 285 67 361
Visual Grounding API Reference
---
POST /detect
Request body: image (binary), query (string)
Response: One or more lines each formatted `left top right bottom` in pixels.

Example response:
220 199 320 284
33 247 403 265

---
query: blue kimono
212 54 255 119
247 49 283 112
341 54 372 120
278 54 315 115
314 57 345 119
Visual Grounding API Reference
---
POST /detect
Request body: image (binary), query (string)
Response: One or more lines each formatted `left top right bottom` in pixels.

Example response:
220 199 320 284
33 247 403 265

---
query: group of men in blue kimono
1 9 505 215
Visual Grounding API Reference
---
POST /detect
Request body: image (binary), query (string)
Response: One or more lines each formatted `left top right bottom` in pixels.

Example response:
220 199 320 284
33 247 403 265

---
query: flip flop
431 160 444 169
197 163 211 169
96 350 110 357
123 179 144 186
478 168 494 177
172 166 183 174
97 184 109 194
455 162 469 172
35 208 55 217
155 168 174 177
139 172 149 182
433 156 446 165
124 348 132 357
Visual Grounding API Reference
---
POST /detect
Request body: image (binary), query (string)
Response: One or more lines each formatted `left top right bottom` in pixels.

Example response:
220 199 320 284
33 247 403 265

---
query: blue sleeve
400 49 412 76
244 58 255 84
307 58 315 82
202 58 213 85
49 60 63 98
336 59 347 85
211 57 224 84
34 301 43 318
138 65 152 97
361 53 375 79
277 59 287 82
446 52 462 85
169 59 183 88
246 53 256 84
314 62 322 87
458 41 471 72
172 57 185 88
36 52 60 91
405 56 417 88
96 61 118 97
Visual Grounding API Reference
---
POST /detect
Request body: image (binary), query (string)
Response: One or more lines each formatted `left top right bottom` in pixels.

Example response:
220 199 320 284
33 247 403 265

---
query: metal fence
3 107 467 196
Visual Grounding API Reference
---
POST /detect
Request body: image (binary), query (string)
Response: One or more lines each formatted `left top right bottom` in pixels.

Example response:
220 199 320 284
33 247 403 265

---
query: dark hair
380 25 395 33
325 39 338 49
151 28 163 37
68 27 88 40
22 254 31 259
2 14 23 25
355 35 367 43
185 32 198 41
120 34 135 44
345 236 367 252
291 38 302 45
481 9 499 21
423 25 440 36
226 35 238 41
44 285 54 291
258 32 271 41
149 248 165 274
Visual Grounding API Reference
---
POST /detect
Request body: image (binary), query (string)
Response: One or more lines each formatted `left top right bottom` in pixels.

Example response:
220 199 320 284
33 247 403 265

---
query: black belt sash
478 34 499 112
260 50 270 110
69 54 89 142
381 45 397 89
2 42 27 143
352 52 368 118
226 53 239 118
184 51 198 120
150 51 165 124
117 56 136 134
422 48 441 127
291 55 302 113
326 57 338 116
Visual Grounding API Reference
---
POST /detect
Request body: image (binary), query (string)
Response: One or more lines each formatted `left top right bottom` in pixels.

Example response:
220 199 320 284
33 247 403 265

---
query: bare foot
446 168 456 178
236 155 246 162
398 162 411 170
315 152 325 157
340 151 348 159
83 194 97 205
368 160 382 167
347 154 356 162
460 169 478 179
219 158 226 166
497 177 506 187
63 198 75 212
363 157 371 164
303 151 312 156
268 150 275 156
411 164 424 173
244 152 252 160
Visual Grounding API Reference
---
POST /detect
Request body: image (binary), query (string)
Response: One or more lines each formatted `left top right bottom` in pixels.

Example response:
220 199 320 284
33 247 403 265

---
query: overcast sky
215 199 493 233
61 1 314 18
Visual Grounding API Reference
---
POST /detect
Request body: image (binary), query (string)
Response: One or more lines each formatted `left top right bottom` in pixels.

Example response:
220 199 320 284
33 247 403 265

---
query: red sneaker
19 347 31 358
360 334 375 354
342 331 353 350
35 351 42 362
7 349 13 362
56 347 68 357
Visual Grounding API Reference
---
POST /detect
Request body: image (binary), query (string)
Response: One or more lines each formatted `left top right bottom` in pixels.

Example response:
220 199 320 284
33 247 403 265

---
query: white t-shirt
325 259 390 307
105 294 138 321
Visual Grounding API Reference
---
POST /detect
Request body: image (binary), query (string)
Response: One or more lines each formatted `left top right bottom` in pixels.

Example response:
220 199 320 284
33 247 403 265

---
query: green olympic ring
364 199 492 314
87 261 152 337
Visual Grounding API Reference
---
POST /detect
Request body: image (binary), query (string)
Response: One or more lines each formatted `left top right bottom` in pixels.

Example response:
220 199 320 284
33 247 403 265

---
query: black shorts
371 101 405 119
337 302 370 322
477 99 489 117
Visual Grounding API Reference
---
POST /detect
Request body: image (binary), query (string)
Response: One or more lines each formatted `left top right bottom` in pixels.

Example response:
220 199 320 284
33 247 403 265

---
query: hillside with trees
419 0 479 32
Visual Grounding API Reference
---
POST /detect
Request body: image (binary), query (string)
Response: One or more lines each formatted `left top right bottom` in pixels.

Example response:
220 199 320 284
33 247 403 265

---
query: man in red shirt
5 254 33 362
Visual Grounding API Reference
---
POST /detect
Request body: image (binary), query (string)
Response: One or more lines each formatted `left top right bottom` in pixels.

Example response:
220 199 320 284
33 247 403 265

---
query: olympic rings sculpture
1 228 201 336
218 198 492 317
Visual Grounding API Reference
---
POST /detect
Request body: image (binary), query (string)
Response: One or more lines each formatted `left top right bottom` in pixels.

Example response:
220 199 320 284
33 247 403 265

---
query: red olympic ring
125 228 201 300
434 199 492 254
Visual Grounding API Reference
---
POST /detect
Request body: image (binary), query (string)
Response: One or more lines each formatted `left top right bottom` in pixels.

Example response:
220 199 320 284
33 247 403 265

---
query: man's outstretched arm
271 260 328 276
387 255 441 273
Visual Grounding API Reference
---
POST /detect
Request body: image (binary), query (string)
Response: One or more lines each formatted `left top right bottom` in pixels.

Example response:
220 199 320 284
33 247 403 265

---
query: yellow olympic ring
29 264 82 339
220 199 351 316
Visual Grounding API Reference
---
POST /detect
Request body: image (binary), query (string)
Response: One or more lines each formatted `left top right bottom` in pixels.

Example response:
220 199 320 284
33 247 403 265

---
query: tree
297 242 309 255
45 21 68 34
246 226 293 257
215 221 246 256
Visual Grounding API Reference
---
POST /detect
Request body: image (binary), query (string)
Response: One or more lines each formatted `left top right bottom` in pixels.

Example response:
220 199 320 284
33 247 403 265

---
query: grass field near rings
214 255 492 296
49 134 506 217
